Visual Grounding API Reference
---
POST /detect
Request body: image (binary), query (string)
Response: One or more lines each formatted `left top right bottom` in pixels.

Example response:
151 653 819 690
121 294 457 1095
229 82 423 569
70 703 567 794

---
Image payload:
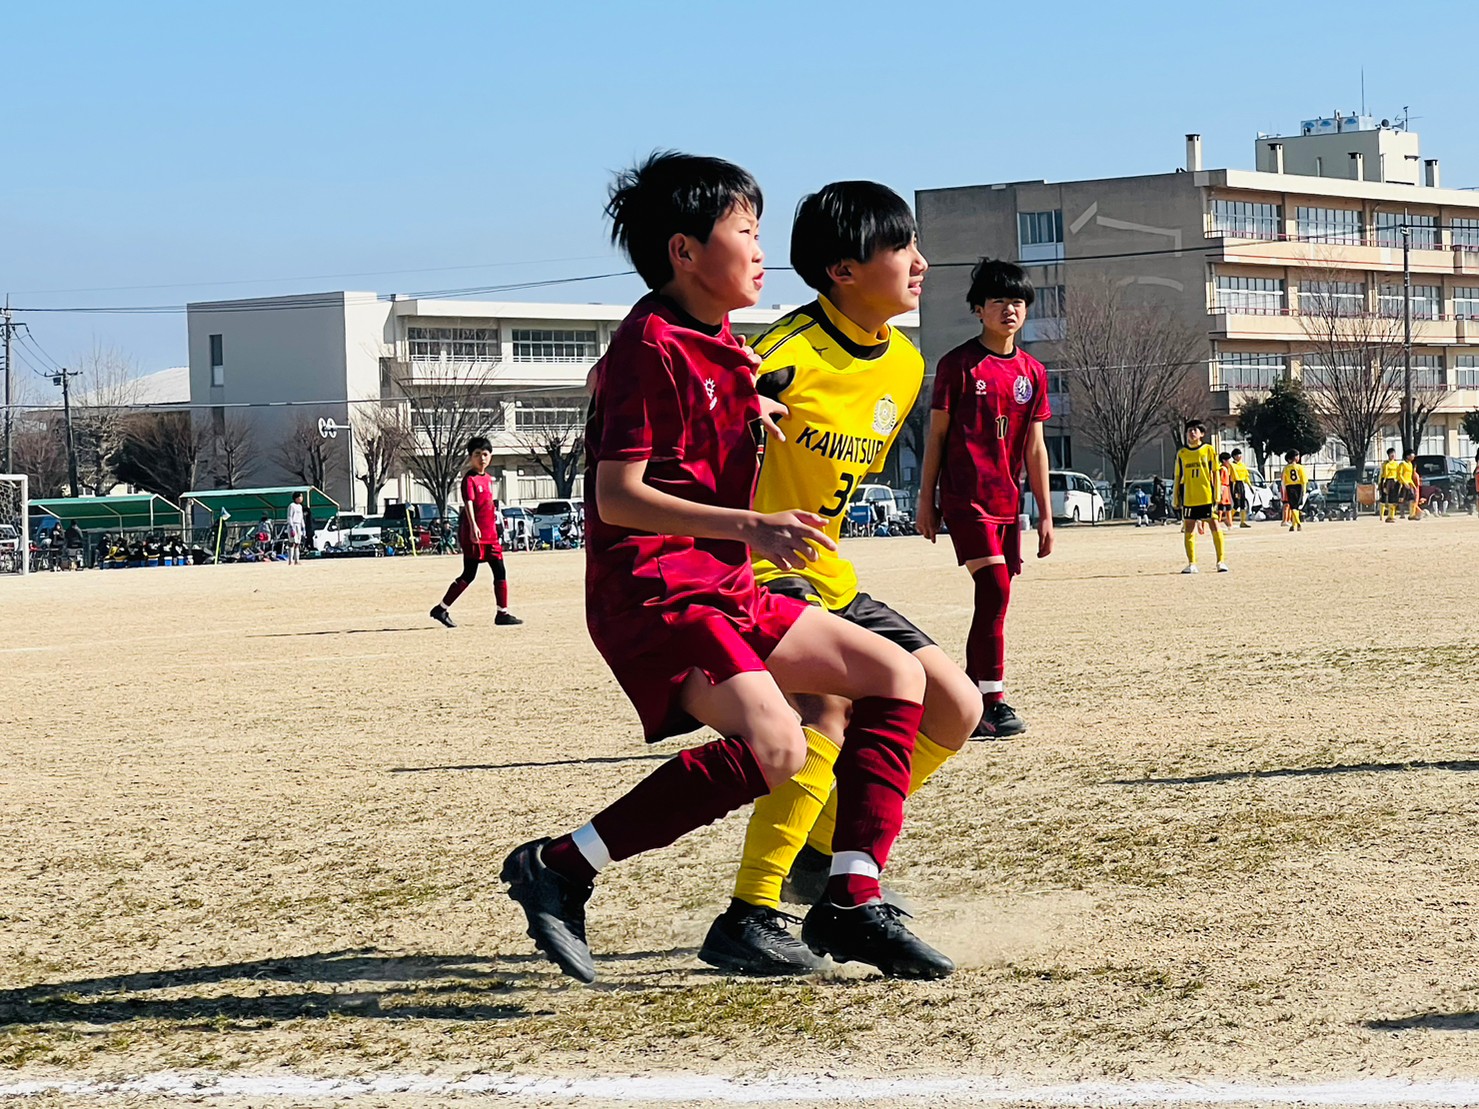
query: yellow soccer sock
804 732 958 855
732 726 840 909
1212 528 1226 563
1292 509 1302 527
1183 532 1196 564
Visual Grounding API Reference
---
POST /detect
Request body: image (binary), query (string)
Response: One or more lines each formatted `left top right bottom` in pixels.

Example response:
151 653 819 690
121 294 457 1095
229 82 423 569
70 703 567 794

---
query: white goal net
0 474 28 575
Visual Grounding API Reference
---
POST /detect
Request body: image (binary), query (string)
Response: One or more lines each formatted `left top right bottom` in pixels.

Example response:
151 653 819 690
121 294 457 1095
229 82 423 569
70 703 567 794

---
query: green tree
1461 409 1479 450
1236 396 1272 471
1239 380 1322 470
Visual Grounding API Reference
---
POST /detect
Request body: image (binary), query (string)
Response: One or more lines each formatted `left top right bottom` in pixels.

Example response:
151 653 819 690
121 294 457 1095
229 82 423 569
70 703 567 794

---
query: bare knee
793 693 848 743
743 705 807 787
869 647 926 705
919 655 980 750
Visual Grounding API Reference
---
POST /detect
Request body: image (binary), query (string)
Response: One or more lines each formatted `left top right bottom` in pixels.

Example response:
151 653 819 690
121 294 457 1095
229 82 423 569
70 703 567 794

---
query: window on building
1413 354 1445 390
209 334 224 387
1214 351 1286 391
1302 357 1363 390
1457 355 1479 389
1030 285 1067 319
408 395 507 430
1295 206 1362 244
1046 371 1070 395
1377 284 1442 320
1301 280 1366 316
513 397 586 429
1215 275 1285 314
511 329 599 362
407 323 501 363
1210 199 1281 240
1453 287 1479 318
1045 434 1072 468
1374 212 1438 250
1450 219 1479 251
1018 210 1064 261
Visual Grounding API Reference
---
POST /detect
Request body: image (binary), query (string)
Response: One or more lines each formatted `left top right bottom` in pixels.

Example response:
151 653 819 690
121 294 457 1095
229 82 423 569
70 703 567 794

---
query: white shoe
1216 562 1230 573
1181 563 1199 574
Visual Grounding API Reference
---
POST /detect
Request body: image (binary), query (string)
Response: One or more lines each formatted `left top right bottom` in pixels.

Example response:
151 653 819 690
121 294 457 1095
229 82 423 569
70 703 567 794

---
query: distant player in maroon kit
917 259 1052 739
430 436 522 628
500 151 952 983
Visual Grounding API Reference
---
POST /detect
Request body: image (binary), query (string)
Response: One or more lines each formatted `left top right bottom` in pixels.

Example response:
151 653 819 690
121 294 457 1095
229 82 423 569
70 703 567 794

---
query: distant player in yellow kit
1174 420 1227 573
697 181 980 975
1378 447 1401 522
1282 451 1307 530
1398 450 1422 519
1229 448 1252 527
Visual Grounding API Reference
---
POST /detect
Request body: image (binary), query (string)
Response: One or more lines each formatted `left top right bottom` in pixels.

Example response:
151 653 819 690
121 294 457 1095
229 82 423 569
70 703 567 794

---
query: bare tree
352 403 413 515
110 412 209 503
1298 269 1404 466
1408 361 1452 450
393 365 503 517
1061 278 1206 507
71 343 144 495
215 413 259 489
514 422 584 499
13 415 69 498
274 412 343 491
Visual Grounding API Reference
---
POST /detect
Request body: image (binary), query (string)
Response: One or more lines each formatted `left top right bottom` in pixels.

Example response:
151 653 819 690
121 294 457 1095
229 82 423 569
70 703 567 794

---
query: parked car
1324 464 1378 511
1413 455 1471 512
530 499 582 537
852 484 904 521
312 512 366 551
0 522 20 551
1025 470 1105 523
346 515 396 550
500 506 534 550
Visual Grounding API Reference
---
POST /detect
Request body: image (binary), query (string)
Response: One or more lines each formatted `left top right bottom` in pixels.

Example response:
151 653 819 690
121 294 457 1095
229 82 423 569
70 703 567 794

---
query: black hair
1218 452 1231 462
966 258 1036 309
1231 448 1242 457
1387 447 1397 455
1285 450 1300 462
467 436 493 453
606 151 764 291
790 181 916 293
1185 419 1206 434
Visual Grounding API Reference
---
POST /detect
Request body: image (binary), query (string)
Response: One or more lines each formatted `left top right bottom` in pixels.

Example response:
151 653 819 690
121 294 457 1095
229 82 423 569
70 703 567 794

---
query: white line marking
1070 202 1098 234
5 1073 1479 1104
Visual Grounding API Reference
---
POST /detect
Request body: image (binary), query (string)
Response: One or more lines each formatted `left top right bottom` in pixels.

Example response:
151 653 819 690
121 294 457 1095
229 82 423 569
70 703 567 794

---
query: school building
917 112 1479 481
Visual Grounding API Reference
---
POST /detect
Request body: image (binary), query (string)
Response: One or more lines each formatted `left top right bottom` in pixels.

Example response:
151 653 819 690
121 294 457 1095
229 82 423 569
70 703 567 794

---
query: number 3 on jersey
820 473 857 517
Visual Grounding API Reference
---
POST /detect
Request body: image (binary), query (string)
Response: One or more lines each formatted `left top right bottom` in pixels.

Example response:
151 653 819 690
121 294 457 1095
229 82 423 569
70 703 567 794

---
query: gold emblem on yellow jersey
872 394 899 435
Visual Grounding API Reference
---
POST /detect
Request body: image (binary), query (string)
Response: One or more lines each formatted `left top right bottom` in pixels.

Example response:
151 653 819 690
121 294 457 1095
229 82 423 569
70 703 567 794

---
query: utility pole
2 297 15 474
54 368 81 497
1401 222 1413 455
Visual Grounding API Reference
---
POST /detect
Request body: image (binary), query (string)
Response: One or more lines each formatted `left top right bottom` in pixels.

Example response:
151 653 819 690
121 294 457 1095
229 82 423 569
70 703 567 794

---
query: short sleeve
591 337 686 463
459 473 474 505
930 354 959 412
1031 361 1051 422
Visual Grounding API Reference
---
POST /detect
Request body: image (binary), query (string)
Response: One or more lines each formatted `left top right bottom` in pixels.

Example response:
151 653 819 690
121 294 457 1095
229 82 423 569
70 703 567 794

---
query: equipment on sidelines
0 474 29 575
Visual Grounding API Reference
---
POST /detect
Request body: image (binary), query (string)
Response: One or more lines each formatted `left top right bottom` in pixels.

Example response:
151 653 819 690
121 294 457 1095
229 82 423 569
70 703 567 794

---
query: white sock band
830 850 880 879
570 823 611 872
977 679 1005 694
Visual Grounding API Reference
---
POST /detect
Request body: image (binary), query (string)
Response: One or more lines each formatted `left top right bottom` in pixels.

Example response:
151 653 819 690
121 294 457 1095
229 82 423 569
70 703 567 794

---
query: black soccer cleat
430 605 456 628
972 700 1027 740
494 610 524 626
801 900 954 980
780 844 832 907
500 838 596 983
698 898 826 976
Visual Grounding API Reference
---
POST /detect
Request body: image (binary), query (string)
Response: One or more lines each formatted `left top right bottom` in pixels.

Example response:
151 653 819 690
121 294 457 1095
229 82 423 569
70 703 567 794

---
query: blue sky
5 0 1476 376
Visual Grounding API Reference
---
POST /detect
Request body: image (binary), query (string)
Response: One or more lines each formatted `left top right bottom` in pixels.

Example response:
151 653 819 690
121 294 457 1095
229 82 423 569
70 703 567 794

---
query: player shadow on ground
0 947 707 1030
247 627 435 638
391 753 673 773
1110 759 1479 786
1367 1011 1479 1031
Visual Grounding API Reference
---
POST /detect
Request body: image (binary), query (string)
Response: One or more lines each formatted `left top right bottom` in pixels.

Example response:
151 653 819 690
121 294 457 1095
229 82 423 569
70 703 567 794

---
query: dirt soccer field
3 516 1478 1107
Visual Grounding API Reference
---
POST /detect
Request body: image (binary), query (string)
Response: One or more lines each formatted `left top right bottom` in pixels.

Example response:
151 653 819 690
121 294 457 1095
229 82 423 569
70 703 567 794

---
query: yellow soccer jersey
1283 462 1307 488
1174 444 1218 507
1397 460 1416 487
750 296 923 610
1379 460 1402 483
1230 460 1250 483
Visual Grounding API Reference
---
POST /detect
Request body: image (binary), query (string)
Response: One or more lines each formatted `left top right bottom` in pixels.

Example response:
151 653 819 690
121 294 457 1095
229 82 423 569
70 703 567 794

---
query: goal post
0 474 28 576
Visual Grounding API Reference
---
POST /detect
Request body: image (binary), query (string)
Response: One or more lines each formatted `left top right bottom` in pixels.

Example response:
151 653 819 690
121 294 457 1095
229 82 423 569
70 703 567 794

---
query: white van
1024 470 1105 523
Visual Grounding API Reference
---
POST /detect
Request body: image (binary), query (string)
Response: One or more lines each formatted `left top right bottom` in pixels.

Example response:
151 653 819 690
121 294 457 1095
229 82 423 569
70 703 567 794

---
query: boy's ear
825 260 855 288
668 232 694 273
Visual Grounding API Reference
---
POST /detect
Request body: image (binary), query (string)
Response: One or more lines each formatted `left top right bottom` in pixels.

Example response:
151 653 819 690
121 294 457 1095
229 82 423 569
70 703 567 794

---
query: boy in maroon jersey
917 259 1053 739
430 436 523 628
501 151 951 984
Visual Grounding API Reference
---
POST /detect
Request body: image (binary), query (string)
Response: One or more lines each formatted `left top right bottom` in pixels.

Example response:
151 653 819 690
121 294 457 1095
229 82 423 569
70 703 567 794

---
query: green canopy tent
180 486 339 524
29 494 185 532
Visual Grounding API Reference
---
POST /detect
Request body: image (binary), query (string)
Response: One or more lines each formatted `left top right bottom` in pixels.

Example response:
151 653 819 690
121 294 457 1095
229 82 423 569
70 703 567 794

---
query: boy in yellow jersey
1398 450 1423 519
1378 447 1402 522
1174 420 1227 573
697 181 980 975
1282 451 1308 530
1229 448 1252 527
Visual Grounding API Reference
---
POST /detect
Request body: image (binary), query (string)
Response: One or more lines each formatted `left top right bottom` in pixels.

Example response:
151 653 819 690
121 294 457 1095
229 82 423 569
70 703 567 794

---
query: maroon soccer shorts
942 507 1007 566
597 588 808 742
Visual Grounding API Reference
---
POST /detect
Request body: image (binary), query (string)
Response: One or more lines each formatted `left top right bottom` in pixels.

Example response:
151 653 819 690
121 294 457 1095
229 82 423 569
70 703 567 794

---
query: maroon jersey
931 339 1050 523
458 471 501 552
584 294 765 658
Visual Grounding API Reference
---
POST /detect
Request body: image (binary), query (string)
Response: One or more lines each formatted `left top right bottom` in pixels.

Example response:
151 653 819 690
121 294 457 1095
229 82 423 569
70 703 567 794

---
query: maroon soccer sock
494 579 509 609
542 736 771 886
441 578 471 608
825 696 922 907
966 563 1011 703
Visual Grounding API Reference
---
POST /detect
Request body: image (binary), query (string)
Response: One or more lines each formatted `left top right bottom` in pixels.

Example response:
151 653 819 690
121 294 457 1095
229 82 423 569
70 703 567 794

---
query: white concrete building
187 293 919 512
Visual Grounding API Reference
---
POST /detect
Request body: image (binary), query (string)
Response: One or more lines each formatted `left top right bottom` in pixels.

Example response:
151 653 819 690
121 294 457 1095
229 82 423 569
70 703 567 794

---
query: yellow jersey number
820 473 859 518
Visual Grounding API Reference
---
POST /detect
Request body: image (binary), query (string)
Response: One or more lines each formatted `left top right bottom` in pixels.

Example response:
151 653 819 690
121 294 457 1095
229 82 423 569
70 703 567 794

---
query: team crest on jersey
703 378 718 411
872 394 899 435
1013 375 1034 405
974 378 988 395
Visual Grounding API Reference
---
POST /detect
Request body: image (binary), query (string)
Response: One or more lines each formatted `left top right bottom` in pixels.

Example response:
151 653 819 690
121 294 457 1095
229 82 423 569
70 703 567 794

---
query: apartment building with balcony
917 113 1479 480
186 292 919 511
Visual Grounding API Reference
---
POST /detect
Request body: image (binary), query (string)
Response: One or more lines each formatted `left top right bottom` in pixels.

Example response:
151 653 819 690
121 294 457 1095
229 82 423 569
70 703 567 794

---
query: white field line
5 1073 1479 1104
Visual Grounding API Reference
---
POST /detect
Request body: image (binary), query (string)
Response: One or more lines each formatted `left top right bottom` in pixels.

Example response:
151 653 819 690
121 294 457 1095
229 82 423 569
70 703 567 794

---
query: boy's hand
740 344 763 376
916 493 939 542
1037 518 1054 558
748 510 835 570
758 397 788 442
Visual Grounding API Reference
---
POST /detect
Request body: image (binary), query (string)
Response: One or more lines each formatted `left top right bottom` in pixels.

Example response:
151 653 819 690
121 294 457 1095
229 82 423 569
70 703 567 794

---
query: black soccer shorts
763 576 935 655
